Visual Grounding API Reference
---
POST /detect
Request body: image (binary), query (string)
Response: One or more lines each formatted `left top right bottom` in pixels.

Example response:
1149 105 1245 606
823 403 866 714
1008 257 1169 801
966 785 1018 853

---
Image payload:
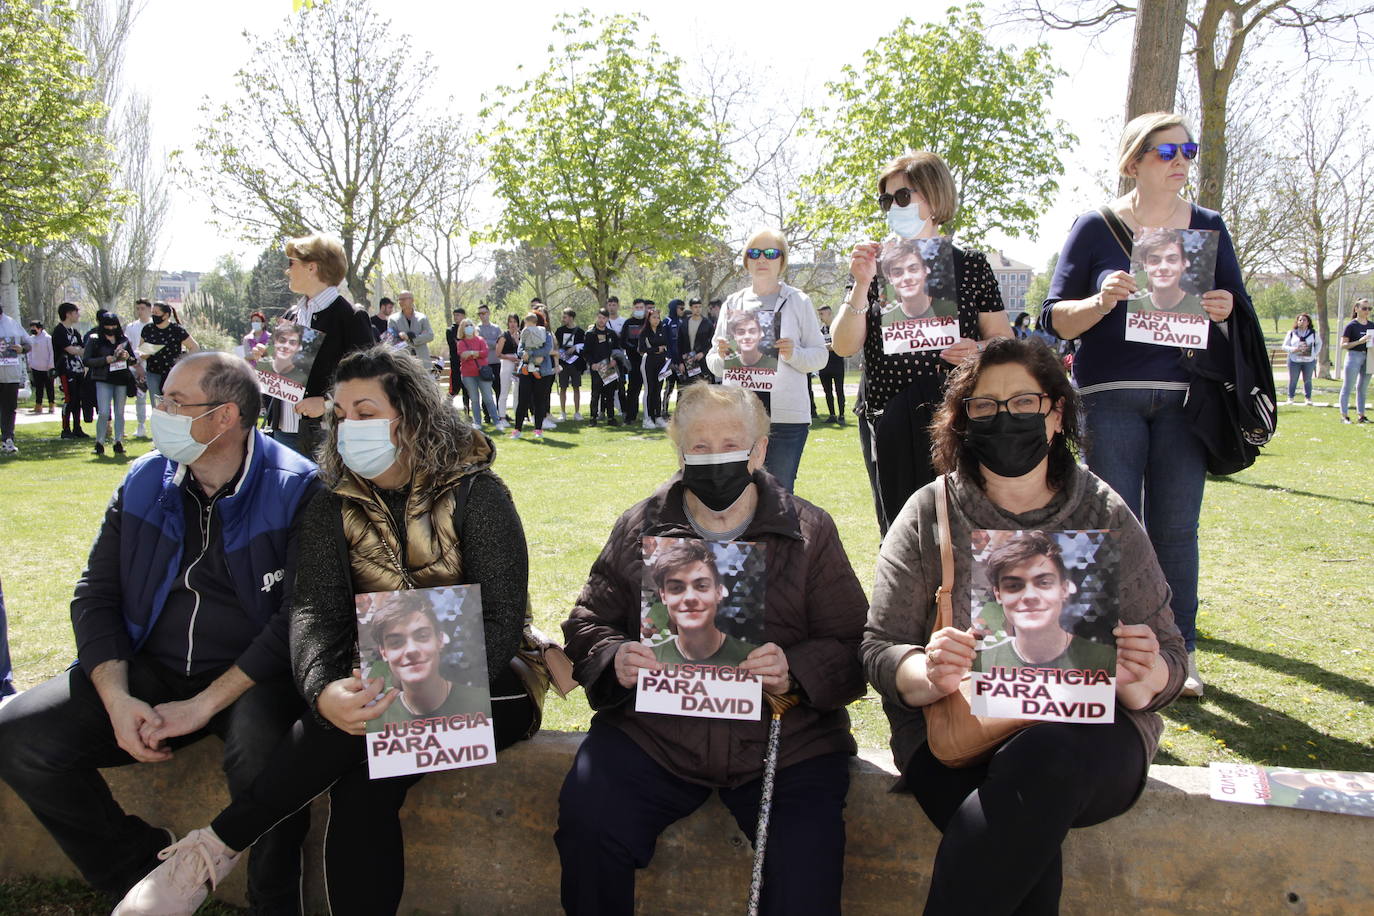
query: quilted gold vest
333 435 494 591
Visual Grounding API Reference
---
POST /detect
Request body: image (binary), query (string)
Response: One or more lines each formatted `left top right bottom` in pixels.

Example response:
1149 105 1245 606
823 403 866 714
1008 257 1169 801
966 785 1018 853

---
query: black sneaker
73 429 90 439
61 429 73 439
608 417 621 426
588 417 599 426
94 442 105 456
113 441 125 455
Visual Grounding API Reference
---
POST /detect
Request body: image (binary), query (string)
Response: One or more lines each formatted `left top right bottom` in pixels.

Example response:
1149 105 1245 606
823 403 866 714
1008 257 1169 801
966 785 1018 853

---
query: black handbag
478 363 495 383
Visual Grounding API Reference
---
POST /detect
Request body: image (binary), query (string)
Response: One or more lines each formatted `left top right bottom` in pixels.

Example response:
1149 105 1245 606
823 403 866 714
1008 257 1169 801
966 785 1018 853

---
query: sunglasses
1145 142 1199 162
745 248 783 261
877 187 921 213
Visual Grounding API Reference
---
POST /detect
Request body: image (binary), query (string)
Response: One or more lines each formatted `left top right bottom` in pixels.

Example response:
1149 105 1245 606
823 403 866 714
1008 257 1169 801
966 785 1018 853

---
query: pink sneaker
112 827 242 915
533 429 543 439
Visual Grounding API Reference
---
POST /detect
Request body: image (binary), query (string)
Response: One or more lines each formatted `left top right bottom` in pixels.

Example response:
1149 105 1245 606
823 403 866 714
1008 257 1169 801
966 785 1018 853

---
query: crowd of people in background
0 111 1360 916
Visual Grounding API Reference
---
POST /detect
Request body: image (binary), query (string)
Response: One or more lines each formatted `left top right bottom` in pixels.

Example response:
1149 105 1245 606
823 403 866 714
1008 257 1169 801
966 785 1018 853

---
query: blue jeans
764 421 809 493
1081 388 1205 650
144 371 164 402
94 381 127 445
1287 360 1315 400
460 374 500 426
1339 350 1370 418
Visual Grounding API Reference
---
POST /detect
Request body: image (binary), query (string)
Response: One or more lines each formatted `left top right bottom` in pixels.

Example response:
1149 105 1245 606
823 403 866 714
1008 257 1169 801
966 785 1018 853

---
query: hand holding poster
254 321 324 403
877 236 959 354
592 358 619 385
0 337 22 367
1125 227 1219 349
969 529 1118 723
636 536 766 721
720 306 778 392
356 585 495 779
1210 763 1374 818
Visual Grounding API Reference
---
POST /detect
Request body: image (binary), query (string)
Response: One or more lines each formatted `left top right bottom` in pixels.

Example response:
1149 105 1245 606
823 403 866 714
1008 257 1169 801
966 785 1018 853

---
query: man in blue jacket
0 352 320 915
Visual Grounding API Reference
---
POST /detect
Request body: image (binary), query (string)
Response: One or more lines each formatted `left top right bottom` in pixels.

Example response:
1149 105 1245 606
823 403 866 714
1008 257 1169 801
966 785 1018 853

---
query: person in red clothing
455 317 501 430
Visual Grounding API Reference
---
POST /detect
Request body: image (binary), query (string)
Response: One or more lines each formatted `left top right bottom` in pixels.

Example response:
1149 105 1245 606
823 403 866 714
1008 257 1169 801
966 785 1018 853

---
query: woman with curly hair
115 345 541 916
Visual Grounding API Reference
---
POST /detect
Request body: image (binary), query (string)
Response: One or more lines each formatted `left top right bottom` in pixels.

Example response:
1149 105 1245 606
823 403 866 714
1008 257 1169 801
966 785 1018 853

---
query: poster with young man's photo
1124 227 1219 349
355 585 494 778
592 358 619 385
254 321 325 403
636 536 766 721
877 235 959 354
0 337 24 368
1210 764 1374 818
719 306 778 392
969 529 1118 723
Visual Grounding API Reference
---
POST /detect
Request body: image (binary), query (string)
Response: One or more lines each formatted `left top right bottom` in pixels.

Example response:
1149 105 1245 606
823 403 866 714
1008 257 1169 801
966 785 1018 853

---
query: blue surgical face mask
886 201 929 239
150 404 228 465
251 321 263 332
337 417 397 479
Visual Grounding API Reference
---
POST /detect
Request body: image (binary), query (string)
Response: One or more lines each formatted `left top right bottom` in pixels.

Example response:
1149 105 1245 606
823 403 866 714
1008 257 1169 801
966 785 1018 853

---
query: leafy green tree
0 0 117 258
244 245 295 320
197 253 252 335
1023 253 1058 322
480 11 733 306
1253 283 1297 333
796 4 1070 248
185 0 465 302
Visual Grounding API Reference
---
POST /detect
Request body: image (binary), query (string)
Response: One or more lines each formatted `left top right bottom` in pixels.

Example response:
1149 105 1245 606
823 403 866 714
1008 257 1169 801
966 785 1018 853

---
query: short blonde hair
668 383 770 446
1118 112 1194 177
742 228 789 274
877 151 958 227
284 233 347 287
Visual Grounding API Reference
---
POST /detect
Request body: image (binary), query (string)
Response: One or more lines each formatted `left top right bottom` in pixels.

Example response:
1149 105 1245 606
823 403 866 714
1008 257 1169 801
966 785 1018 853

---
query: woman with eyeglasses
829 152 1013 536
705 229 829 493
862 337 1186 915
1038 111 1257 698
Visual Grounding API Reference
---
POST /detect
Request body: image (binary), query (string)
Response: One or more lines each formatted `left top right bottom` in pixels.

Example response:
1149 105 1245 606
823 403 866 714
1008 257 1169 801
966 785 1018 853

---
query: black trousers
0 659 308 913
819 363 846 419
0 382 16 441
210 667 536 916
644 355 666 421
60 372 86 430
860 378 943 536
623 358 644 423
514 372 548 431
590 372 623 421
907 717 1146 916
556 722 850 916
30 368 56 406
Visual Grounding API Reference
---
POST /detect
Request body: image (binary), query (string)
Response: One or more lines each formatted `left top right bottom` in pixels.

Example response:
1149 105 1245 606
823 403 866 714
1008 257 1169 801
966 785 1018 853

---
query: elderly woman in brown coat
557 383 868 916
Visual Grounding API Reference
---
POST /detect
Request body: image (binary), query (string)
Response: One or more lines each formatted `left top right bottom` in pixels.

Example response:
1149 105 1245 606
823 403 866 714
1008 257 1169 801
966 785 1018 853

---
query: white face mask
463 326 476 337
251 321 263 332
886 201 929 239
632 309 645 319
150 403 228 465
337 417 397 479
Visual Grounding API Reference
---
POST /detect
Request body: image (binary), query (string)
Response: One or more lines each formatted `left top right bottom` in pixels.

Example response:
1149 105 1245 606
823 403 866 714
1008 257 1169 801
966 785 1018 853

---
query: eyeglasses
877 187 918 212
1144 142 1199 162
154 396 225 417
745 248 782 261
963 392 1049 422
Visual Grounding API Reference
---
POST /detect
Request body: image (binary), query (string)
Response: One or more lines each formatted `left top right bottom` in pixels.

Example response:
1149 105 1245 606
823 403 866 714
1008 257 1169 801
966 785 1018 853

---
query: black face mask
964 411 1051 479
101 325 119 337
680 448 754 512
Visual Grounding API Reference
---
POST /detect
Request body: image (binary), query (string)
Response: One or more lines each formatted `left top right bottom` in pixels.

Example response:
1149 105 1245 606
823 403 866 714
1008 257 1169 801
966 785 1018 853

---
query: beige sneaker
1181 650 1205 698
112 827 242 916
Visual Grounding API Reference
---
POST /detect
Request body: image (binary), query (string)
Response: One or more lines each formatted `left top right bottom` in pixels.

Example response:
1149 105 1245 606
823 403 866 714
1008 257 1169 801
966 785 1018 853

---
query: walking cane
746 690 800 916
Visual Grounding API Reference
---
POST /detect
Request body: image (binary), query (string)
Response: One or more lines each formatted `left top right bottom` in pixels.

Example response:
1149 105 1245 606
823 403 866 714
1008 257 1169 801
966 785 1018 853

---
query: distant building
986 251 1034 316
154 270 202 304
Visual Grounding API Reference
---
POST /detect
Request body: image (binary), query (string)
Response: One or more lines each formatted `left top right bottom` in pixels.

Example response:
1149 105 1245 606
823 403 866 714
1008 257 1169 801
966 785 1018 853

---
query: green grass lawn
2 386 1371 773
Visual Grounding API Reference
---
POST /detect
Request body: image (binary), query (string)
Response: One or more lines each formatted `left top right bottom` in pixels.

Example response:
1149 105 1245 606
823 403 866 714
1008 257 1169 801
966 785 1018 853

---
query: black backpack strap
1097 205 1135 259
452 473 478 530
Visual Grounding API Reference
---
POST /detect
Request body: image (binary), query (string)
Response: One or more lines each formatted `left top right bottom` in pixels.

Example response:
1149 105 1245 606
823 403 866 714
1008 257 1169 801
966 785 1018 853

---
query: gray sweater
861 465 1186 777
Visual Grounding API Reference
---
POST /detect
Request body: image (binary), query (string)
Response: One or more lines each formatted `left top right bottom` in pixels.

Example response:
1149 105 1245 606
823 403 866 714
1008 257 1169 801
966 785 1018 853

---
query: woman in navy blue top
1041 112 1250 699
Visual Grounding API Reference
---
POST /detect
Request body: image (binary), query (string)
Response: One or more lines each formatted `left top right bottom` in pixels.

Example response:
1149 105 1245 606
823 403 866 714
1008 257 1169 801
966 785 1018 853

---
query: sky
117 0 1336 278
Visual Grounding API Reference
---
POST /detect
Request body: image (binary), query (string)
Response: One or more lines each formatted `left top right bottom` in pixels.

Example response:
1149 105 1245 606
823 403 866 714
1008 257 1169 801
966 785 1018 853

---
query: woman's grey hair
668 383 770 447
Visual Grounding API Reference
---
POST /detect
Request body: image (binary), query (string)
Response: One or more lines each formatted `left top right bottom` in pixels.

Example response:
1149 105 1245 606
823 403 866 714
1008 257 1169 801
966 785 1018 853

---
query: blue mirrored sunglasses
745 248 783 261
1146 142 1199 162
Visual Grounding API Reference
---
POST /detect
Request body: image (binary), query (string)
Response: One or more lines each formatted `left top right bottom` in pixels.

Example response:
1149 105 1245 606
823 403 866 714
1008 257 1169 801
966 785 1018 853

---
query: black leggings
906 716 1146 916
0 383 16 442
514 372 547 431
211 667 536 916
819 364 845 418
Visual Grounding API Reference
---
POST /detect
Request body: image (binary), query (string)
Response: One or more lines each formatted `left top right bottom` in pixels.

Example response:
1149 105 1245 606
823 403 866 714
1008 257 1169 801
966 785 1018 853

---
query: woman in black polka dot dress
830 152 1012 535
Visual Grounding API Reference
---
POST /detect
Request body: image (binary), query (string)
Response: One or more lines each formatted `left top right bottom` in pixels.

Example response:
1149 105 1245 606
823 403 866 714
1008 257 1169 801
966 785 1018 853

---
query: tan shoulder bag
922 476 1033 767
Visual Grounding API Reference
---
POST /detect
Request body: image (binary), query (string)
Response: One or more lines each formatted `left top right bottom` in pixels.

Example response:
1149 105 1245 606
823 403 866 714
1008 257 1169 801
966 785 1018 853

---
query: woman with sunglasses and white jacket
1038 111 1255 699
706 229 829 493
829 151 1013 536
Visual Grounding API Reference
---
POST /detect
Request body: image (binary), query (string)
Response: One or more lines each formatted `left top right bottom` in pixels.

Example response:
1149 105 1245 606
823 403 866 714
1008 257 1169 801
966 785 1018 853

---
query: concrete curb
1 731 1368 914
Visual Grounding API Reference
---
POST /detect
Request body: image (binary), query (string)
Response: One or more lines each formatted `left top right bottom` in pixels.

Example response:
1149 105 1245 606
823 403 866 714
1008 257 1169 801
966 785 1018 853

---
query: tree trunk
1315 286 1333 380
1119 0 1189 196
0 261 19 321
